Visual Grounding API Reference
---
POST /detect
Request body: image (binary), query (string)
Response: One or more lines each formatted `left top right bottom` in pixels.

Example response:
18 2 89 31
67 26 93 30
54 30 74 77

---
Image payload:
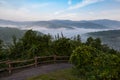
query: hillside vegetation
0 27 25 43
0 30 120 80
87 30 120 50
0 27 42 44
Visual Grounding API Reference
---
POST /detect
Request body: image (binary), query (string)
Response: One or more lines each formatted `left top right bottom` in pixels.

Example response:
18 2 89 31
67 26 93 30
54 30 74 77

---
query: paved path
0 63 73 80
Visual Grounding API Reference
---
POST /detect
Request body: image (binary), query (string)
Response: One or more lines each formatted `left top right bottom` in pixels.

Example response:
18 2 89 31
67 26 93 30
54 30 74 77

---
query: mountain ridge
1 19 120 29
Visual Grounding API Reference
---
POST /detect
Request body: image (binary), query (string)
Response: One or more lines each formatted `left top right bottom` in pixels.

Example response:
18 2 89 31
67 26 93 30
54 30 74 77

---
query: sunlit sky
0 0 120 21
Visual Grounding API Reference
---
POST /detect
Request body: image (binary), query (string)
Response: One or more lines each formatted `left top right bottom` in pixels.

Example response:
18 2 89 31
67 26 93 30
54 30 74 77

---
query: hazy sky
0 0 120 21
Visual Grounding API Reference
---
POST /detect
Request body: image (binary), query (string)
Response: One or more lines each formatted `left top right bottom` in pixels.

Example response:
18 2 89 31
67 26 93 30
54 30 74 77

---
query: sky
0 0 120 21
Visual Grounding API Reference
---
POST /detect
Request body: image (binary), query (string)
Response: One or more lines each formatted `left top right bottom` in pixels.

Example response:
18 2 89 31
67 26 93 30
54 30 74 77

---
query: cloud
50 13 78 20
115 0 120 2
0 1 51 21
0 0 49 10
24 3 49 9
54 10 67 15
58 13 77 18
0 0 8 6
0 0 119 21
55 0 104 15
69 0 103 10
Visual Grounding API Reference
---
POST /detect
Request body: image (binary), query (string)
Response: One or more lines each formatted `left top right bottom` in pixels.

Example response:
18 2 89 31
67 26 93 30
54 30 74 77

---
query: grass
27 68 82 80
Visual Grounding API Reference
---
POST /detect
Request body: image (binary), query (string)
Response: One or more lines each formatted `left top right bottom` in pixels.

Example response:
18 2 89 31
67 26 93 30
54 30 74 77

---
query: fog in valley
20 26 112 41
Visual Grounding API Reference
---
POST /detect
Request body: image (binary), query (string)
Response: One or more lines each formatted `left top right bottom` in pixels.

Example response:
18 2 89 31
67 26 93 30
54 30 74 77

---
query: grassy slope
27 68 82 80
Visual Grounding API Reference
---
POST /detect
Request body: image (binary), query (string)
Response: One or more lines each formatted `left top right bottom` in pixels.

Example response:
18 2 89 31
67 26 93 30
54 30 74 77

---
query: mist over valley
0 19 120 50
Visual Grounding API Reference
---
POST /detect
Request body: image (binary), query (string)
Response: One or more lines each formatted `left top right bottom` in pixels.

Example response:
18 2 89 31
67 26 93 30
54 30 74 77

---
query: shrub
70 45 120 79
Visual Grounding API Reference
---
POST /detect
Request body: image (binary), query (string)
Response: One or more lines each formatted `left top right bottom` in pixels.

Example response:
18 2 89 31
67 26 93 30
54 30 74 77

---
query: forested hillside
0 27 42 44
87 30 120 50
0 27 25 43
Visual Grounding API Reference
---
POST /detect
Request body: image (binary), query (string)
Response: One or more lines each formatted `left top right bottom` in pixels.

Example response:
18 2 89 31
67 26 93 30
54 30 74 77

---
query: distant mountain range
0 19 120 29
90 19 120 29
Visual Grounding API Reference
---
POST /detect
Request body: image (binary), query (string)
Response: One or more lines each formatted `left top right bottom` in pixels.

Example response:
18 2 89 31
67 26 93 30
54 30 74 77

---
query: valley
0 19 120 50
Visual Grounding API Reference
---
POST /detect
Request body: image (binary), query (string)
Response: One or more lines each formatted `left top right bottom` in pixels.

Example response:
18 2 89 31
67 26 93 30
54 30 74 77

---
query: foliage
0 30 81 60
0 39 2 52
8 30 52 59
0 29 120 80
70 45 120 79
53 34 82 56
88 30 120 51
0 27 25 44
52 37 73 56
0 39 3 59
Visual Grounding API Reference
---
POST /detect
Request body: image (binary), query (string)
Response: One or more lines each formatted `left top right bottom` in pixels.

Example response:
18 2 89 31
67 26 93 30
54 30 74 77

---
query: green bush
70 45 120 80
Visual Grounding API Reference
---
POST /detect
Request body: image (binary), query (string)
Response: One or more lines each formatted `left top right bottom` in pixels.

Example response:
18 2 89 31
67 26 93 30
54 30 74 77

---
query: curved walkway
0 63 73 80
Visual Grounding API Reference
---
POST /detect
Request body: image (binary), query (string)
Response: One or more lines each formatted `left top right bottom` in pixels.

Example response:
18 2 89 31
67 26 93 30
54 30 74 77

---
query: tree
0 39 3 60
8 30 39 59
0 39 2 52
8 30 54 59
52 37 73 56
70 45 120 79
86 37 94 46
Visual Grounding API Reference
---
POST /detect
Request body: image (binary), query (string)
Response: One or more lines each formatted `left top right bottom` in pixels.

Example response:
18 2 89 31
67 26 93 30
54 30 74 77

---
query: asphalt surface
0 63 73 80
